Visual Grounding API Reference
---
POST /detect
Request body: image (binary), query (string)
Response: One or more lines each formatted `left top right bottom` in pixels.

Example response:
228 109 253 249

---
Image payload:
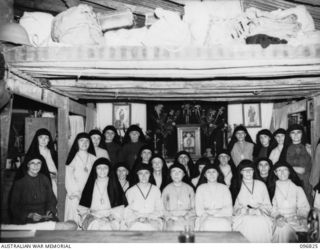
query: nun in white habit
64 132 96 224
195 163 233 231
78 158 127 230
232 160 273 243
162 163 195 231
124 163 164 231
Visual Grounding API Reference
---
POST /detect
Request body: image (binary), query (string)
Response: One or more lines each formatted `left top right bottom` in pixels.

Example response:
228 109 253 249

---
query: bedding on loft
18 2 320 49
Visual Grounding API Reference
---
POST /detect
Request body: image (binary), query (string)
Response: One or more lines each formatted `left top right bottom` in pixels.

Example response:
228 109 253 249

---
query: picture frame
307 98 314 120
242 103 262 128
113 103 131 130
177 125 201 158
288 111 306 127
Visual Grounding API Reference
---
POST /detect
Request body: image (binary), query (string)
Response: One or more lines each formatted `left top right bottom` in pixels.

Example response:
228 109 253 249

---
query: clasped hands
242 205 264 216
137 217 149 223
27 211 53 222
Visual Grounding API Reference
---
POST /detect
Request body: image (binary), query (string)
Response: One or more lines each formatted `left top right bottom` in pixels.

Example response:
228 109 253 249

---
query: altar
147 101 228 158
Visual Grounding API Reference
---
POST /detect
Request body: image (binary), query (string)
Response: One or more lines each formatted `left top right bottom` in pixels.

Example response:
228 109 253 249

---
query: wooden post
85 103 96 132
57 97 69 221
0 98 12 169
312 94 320 152
0 98 13 222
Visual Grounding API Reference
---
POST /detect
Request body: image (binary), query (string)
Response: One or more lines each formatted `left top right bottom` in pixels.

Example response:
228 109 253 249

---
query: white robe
153 173 162 189
119 180 129 192
231 141 254 167
220 164 233 187
233 180 273 243
77 179 124 230
95 147 110 160
124 184 163 231
64 152 96 224
271 180 310 243
269 145 283 165
314 190 320 210
195 182 233 231
40 147 58 198
162 182 195 231
191 176 200 187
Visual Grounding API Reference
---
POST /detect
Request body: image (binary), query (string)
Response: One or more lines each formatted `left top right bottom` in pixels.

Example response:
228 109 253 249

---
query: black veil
174 151 198 178
66 132 96 165
25 128 57 167
79 157 127 208
227 125 254 152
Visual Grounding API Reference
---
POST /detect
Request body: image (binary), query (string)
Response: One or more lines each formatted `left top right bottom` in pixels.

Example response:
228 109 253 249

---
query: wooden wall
311 94 320 152
0 0 13 24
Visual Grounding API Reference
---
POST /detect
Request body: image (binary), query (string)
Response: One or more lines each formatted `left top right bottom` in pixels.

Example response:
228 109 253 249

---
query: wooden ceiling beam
61 0 80 8
75 94 308 102
55 83 320 92
50 77 320 88
84 0 153 15
65 89 314 97
12 65 320 79
288 0 320 7
14 0 67 14
109 0 184 13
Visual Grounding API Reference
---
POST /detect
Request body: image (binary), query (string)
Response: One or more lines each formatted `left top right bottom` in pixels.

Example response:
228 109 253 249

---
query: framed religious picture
242 103 262 128
288 111 306 127
177 125 201 157
113 103 131 130
307 98 314 120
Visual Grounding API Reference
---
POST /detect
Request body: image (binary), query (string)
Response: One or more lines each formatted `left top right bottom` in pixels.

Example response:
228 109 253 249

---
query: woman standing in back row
228 125 254 167
103 125 121 167
24 128 58 197
89 129 110 159
286 124 313 203
64 133 96 224
118 125 146 171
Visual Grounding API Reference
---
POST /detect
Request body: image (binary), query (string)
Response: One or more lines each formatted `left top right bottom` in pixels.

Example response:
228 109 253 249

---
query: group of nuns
9 123 320 243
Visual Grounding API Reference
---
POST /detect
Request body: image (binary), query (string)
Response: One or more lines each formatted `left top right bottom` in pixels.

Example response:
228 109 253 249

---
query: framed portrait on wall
113 103 131 130
307 99 314 120
242 103 262 128
177 125 201 157
288 111 306 127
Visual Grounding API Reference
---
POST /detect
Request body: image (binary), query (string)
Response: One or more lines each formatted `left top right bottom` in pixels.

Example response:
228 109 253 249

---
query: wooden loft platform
4 44 320 101
5 44 320 78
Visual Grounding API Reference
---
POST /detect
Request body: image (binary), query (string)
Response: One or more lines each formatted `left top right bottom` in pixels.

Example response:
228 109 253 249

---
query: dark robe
257 146 268 159
105 142 121 167
10 173 57 224
118 141 145 170
286 143 313 203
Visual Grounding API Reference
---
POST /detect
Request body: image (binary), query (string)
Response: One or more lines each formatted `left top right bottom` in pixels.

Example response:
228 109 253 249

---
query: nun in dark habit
10 153 57 224
23 128 58 197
